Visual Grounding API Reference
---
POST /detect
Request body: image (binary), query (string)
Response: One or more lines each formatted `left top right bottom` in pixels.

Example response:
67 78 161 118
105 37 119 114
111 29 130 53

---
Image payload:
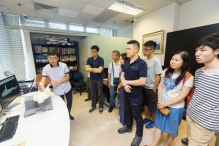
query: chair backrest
73 72 83 82
35 74 51 87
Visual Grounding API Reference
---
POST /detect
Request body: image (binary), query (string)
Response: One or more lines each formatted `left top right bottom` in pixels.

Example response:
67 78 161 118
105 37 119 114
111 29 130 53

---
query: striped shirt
187 67 219 131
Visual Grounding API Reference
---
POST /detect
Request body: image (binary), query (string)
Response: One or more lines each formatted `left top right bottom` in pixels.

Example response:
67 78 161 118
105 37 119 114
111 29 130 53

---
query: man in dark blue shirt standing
86 45 104 114
118 40 147 146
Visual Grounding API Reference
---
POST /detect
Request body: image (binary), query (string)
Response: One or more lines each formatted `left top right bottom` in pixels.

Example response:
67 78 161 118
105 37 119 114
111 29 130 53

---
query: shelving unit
30 34 79 75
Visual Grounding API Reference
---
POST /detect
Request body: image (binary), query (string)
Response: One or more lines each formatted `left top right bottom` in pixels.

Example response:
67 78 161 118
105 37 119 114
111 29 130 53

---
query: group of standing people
38 32 219 146
84 33 219 146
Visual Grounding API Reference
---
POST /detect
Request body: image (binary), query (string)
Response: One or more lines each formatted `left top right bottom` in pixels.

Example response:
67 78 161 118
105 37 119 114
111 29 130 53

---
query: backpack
183 73 194 107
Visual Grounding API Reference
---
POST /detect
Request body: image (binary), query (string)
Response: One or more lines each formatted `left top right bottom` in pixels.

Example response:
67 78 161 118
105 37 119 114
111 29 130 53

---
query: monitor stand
24 96 53 118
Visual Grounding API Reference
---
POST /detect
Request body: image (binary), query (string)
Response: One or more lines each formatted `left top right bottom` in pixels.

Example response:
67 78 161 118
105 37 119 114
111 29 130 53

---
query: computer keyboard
0 115 19 143
19 82 27 87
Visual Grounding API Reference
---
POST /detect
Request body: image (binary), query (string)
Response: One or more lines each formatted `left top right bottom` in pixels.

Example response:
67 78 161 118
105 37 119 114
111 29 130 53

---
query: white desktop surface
0 93 70 146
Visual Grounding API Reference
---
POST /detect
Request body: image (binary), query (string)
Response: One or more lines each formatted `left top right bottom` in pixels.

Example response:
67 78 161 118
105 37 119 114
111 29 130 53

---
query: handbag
112 63 121 86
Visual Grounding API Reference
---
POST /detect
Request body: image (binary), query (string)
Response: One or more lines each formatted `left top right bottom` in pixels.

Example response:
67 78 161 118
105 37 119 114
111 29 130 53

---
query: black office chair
69 71 75 89
73 72 86 96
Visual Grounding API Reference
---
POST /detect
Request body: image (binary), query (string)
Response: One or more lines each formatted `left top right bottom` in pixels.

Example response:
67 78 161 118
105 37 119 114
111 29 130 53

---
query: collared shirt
122 56 147 97
86 56 104 81
108 61 121 86
42 62 71 96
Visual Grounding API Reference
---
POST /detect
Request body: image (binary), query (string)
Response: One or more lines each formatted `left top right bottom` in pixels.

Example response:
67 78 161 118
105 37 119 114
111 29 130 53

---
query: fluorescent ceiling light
108 0 145 16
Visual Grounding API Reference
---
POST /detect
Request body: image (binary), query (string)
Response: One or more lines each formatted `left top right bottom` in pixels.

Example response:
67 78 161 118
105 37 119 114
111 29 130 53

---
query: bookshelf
30 35 79 74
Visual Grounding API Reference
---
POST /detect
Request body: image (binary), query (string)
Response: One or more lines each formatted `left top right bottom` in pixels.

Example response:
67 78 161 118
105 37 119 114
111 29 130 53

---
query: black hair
196 33 219 58
165 51 190 85
91 45 99 52
47 49 59 57
127 40 140 49
120 53 128 68
143 40 157 49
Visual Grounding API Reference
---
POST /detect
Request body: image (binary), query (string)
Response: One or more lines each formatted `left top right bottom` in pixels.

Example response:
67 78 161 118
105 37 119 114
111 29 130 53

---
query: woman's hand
117 88 120 94
157 102 166 109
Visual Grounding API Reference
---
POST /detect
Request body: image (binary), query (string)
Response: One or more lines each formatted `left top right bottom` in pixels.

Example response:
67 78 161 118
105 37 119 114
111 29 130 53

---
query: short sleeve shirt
143 56 163 89
122 56 147 98
108 62 121 86
161 69 194 108
42 62 71 96
86 56 104 81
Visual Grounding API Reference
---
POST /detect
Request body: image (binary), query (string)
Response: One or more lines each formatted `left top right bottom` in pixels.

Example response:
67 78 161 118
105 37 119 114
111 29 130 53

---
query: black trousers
89 79 103 108
124 93 143 137
60 89 73 115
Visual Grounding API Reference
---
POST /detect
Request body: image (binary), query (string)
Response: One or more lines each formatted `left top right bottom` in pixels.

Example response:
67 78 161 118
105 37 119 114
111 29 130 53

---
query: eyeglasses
48 58 58 60
91 51 97 53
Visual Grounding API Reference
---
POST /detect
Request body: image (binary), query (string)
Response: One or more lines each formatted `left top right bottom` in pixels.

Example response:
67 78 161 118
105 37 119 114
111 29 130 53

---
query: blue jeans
109 85 117 107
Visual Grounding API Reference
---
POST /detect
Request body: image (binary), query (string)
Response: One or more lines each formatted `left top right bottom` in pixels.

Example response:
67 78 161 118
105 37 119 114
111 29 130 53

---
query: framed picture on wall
142 30 164 54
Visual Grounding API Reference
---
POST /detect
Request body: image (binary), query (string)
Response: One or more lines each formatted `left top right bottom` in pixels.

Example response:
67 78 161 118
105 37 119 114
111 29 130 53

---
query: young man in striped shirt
186 33 219 146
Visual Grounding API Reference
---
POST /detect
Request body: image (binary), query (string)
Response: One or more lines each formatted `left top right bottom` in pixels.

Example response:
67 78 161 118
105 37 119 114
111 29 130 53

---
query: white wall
178 0 219 30
117 24 133 38
133 2 180 65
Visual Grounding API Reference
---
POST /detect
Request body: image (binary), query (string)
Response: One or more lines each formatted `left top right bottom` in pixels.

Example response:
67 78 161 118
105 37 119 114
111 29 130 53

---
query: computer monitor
0 75 21 109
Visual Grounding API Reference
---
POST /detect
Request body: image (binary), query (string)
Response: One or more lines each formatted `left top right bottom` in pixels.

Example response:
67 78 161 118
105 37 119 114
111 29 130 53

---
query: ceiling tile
0 6 12 13
58 8 79 18
88 0 116 8
75 0 89 3
0 0 6 6
60 0 86 12
136 0 167 9
32 0 61 7
81 4 104 15
77 12 96 21
93 9 120 23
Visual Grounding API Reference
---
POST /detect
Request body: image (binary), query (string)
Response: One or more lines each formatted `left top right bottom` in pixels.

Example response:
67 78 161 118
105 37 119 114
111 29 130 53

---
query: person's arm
108 73 111 88
86 65 95 72
158 86 191 108
126 78 147 86
50 73 70 86
153 74 161 92
157 77 164 103
38 76 46 91
92 66 103 73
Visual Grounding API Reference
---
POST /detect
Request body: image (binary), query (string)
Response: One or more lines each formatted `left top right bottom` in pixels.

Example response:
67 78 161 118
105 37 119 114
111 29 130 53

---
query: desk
0 93 70 146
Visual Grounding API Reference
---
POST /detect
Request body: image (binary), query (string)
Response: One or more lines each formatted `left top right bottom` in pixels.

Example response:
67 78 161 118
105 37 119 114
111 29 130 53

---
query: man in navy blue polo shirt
118 40 147 146
86 45 104 114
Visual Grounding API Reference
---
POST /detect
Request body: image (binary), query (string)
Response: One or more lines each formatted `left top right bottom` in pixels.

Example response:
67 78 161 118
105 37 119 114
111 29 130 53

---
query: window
0 15 26 80
86 27 98 33
100 28 113 36
22 18 45 28
69 25 84 32
49 22 66 30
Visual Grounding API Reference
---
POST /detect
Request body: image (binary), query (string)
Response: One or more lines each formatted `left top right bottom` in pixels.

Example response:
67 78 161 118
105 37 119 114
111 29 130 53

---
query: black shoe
108 106 114 113
118 125 132 134
70 115 74 120
84 98 91 101
99 108 103 114
181 138 188 145
131 135 142 146
89 107 96 113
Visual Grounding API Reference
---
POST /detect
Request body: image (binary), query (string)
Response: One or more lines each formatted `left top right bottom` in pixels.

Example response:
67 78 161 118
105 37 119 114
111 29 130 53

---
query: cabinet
30 35 79 74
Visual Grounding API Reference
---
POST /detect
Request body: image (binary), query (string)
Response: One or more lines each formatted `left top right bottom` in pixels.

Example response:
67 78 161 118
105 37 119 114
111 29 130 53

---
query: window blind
0 14 26 80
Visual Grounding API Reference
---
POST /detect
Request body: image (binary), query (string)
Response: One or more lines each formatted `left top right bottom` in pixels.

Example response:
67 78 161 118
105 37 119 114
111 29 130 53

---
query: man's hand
87 65 91 68
50 80 60 86
117 88 120 94
124 85 132 93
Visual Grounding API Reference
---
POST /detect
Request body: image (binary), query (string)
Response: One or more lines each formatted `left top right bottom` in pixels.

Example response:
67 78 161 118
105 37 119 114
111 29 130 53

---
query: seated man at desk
38 49 74 120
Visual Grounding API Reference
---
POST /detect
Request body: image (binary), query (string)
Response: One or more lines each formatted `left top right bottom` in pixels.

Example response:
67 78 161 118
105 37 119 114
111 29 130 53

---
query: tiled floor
69 92 216 146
